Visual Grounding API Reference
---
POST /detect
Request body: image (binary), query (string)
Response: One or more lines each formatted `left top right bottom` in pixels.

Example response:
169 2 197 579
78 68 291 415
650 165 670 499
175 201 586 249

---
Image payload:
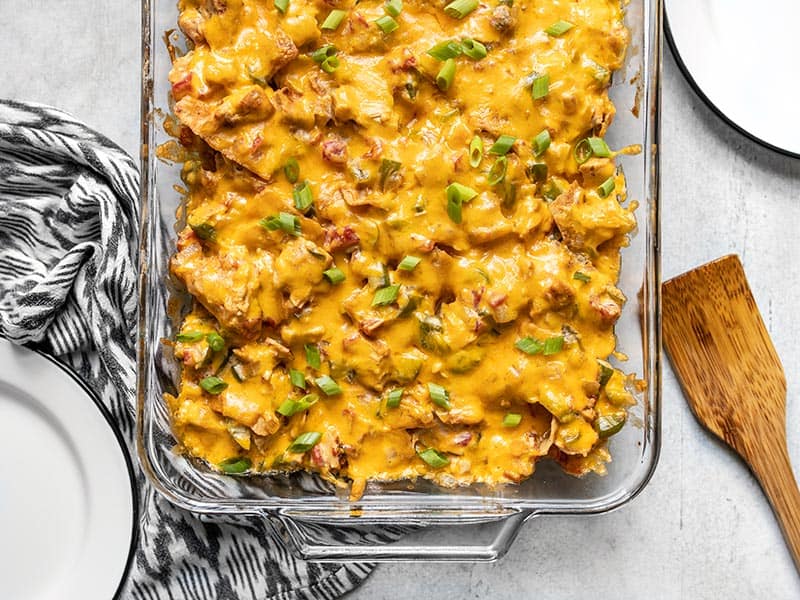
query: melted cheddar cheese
164 0 637 497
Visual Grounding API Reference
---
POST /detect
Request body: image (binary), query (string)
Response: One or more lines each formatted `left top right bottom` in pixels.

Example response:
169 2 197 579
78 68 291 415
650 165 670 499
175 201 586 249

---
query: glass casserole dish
137 0 662 561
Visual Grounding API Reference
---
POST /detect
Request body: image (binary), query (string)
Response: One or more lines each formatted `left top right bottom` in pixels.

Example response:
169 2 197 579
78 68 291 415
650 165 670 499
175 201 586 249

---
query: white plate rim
0 336 137 599
664 3 800 160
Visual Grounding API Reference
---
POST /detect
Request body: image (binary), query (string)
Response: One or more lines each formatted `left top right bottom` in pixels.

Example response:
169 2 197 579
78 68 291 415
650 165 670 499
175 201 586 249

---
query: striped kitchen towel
0 99 378 599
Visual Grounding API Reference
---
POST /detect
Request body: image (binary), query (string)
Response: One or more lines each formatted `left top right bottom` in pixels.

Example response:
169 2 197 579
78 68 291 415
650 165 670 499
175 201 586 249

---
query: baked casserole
163 0 637 499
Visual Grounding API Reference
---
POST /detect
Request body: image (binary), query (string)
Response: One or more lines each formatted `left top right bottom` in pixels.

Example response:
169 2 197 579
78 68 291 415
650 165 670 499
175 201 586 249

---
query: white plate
0 339 135 600
666 0 800 157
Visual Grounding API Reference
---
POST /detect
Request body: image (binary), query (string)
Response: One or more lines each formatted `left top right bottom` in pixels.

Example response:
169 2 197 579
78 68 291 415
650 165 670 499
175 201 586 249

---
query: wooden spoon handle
748 441 800 571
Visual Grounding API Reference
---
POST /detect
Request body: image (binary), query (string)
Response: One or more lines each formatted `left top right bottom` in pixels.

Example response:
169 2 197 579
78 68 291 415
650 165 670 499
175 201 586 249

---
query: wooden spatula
663 254 800 571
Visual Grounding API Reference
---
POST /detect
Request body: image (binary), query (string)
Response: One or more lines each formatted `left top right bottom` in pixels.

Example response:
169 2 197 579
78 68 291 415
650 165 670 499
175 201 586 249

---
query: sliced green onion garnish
292 181 314 213
461 38 487 60
543 336 564 355
379 158 402 191
503 413 522 427
418 448 450 468
531 73 550 100
290 369 307 389
283 157 300 183
321 9 346 30
526 162 548 183
515 337 544 355
277 393 319 417
427 382 451 409
398 255 421 271
274 0 289 14
542 180 563 201
385 0 403 16
489 135 516 156
219 457 251 473
573 138 592 164
305 344 322 369
445 182 478 224
288 431 322 453
176 331 205 343
487 156 508 186
206 332 225 352
199 376 228 395
372 284 401 307
315 375 342 396
469 135 483 168
261 212 301 236
323 267 346 284
320 55 340 73
532 129 551 157
573 271 591 283
427 40 463 61
444 0 478 19
190 222 216 241
375 15 399 33
597 176 616 198
587 137 611 157
436 58 456 91
597 359 614 387
386 388 403 408
311 45 338 63
545 20 574 36
595 412 626 438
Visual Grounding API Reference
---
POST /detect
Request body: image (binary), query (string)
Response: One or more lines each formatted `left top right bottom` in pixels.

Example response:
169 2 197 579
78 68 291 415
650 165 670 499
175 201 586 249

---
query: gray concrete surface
3 1 799 597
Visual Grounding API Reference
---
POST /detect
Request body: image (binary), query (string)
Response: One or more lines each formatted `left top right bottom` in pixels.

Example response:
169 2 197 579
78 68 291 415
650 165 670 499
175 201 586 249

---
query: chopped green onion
515 337 544 355
543 336 564 355
503 413 522 427
305 344 322 369
323 267 346 284
573 138 592 164
311 45 338 63
290 369 307 390
545 20 574 36
595 412 626 438
445 182 478 224
261 212 301 236
487 156 508 186
398 255 421 271
190 222 216 241
489 135 516 156
444 0 478 19
321 9 346 30
283 158 299 183
199 376 228 395
573 271 591 283
219 457 251 473
418 448 450 468
288 431 322 453
320 55 340 73
176 331 205 343
531 73 550 100
436 58 457 91
526 162 548 183
427 40 463 61
385 0 403 17
386 388 403 408
292 181 314 213
274 0 289 14
598 176 616 198
542 180 563 201
532 129 551 157
372 284 401 307
206 332 225 352
277 393 319 417
587 136 611 157
597 359 614 387
315 375 342 396
379 158 402 191
375 15 399 33
469 135 483 168
427 382 451 409
461 38 487 60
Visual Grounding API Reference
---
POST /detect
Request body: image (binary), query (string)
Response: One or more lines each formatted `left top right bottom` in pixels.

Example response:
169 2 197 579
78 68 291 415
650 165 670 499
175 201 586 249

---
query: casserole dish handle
272 510 535 562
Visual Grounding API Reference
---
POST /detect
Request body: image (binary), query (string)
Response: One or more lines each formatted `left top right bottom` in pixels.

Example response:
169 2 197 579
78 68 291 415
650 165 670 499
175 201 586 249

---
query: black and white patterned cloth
0 99 377 599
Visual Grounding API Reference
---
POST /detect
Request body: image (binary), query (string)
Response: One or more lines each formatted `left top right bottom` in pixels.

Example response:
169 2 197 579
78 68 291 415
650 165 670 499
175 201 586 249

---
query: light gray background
3 2 799 598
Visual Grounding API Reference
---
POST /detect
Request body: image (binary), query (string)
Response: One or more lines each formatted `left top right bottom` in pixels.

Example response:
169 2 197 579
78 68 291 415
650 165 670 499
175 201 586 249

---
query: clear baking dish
137 0 662 562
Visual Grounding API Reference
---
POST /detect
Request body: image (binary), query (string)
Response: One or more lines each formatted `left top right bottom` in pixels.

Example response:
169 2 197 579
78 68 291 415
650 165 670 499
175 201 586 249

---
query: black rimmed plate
0 338 136 599
665 0 800 158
